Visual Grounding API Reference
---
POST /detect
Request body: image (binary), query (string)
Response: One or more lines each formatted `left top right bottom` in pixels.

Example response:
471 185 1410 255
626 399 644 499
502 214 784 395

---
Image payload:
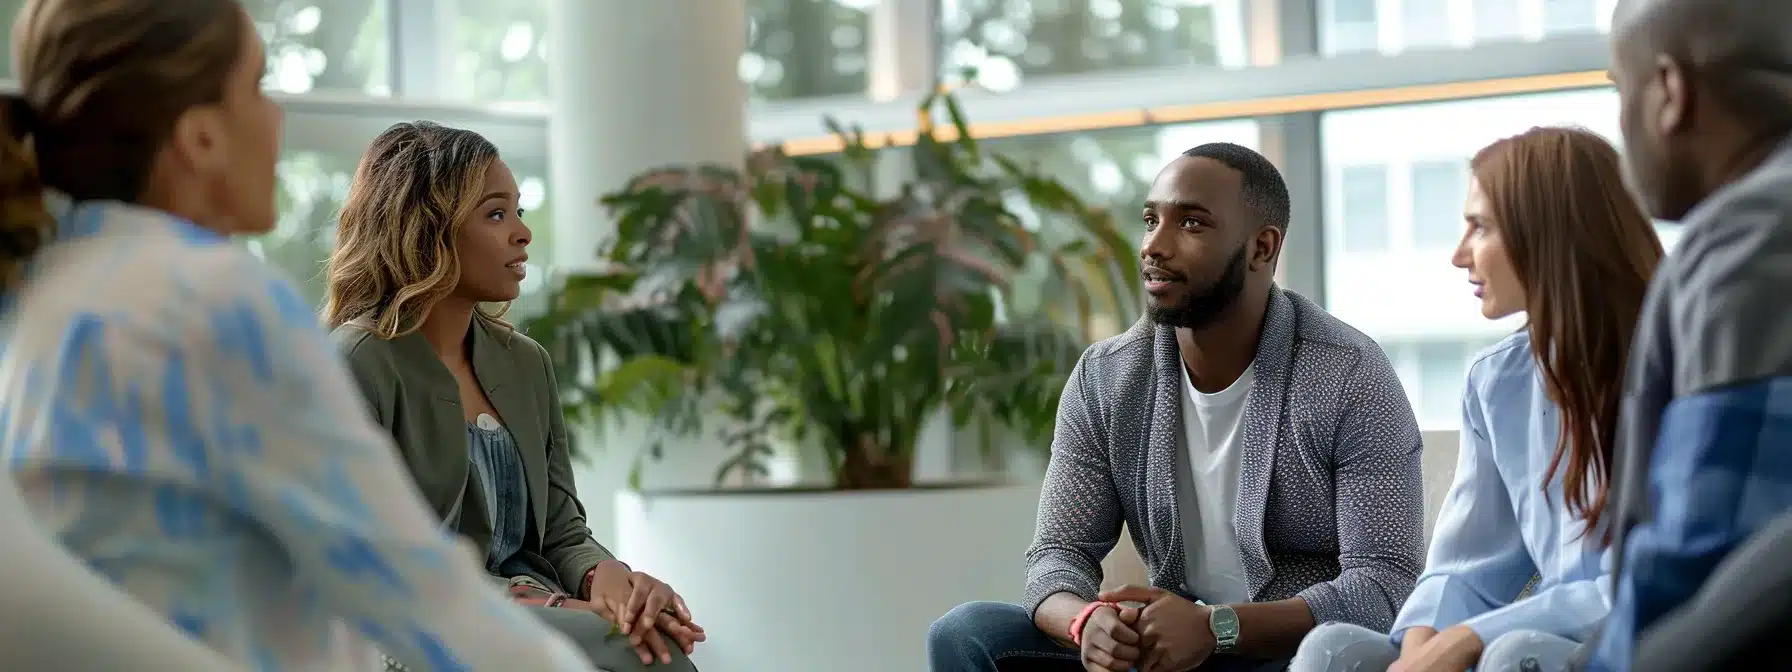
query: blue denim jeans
928 601 1291 672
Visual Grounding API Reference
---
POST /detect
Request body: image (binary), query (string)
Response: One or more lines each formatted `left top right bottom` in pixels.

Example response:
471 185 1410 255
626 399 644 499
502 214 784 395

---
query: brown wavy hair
0 0 245 292
323 121 509 337
1470 126 1663 543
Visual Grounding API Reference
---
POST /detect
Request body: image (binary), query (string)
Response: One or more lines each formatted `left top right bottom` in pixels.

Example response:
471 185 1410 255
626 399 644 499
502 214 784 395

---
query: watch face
1212 606 1240 635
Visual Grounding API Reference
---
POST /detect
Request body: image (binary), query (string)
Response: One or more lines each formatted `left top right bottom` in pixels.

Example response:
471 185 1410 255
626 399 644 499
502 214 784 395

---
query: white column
866 0 936 102
548 0 748 543
548 0 748 273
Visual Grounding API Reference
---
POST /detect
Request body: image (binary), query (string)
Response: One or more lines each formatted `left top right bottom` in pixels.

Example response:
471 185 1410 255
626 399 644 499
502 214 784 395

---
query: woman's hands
1389 625 1483 672
1399 626 1437 656
583 560 705 664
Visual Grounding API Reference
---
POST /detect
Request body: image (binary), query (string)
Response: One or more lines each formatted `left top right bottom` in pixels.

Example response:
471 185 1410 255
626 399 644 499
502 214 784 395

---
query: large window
1399 0 1451 50
939 0 1254 92
742 0 874 99
1322 0 1618 56
1471 0 1524 43
1389 338 1503 428
1321 87 1677 428
1339 165 1390 253
253 0 391 96
441 0 873 103
449 0 552 102
1543 0 1601 34
254 151 360 308
1410 160 1468 250
0 0 391 95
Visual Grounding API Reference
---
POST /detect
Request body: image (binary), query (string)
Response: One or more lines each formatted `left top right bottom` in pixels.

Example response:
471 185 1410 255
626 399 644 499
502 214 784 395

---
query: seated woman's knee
607 651 697 672
1290 622 1398 672
1479 630 1575 672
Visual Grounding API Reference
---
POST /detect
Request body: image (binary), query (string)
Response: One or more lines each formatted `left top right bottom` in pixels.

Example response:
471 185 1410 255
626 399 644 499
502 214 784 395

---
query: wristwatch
1209 604 1240 654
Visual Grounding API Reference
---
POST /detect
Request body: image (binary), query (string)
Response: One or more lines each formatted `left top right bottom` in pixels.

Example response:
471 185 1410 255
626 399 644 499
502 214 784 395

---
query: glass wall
939 0 1255 91
741 0 875 99
449 0 552 102
1320 0 1617 55
253 0 392 96
0 0 392 96
440 0 875 102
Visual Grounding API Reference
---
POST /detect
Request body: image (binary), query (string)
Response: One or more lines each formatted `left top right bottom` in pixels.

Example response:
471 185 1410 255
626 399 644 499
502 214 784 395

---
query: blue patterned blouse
0 201 592 671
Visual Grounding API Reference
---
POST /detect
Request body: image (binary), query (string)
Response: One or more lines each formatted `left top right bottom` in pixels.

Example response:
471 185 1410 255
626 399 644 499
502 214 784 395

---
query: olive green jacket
331 316 614 596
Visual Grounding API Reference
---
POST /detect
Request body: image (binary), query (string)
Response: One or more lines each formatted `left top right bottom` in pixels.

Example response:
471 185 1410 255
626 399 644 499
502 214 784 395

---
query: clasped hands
543 560 706 665
1386 625 1484 672
1078 585 1214 672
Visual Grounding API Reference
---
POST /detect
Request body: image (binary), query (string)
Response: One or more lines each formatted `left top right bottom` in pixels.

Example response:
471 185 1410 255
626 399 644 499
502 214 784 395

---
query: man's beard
1627 143 1698 221
1146 243 1248 331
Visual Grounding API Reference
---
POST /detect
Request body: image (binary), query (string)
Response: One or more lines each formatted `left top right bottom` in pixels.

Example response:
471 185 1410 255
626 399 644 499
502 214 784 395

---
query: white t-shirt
1176 362 1254 605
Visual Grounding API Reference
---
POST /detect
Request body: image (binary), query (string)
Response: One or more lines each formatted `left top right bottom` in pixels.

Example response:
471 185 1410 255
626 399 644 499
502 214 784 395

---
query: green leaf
627 454 645 491
942 92 980 160
534 77 1137 489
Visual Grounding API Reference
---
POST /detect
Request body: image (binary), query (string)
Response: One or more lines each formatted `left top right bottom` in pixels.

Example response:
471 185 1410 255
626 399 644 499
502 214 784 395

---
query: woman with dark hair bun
0 1 596 669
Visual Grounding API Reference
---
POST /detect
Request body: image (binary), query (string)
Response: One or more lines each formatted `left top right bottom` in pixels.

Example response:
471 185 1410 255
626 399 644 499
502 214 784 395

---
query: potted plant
524 89 1139 669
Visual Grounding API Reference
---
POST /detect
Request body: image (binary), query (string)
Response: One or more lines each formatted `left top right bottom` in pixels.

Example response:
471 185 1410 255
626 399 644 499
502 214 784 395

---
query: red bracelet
1068 601 1118 647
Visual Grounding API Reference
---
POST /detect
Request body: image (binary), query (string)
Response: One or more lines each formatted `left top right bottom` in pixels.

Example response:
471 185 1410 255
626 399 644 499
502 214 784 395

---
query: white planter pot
615 483 1042 671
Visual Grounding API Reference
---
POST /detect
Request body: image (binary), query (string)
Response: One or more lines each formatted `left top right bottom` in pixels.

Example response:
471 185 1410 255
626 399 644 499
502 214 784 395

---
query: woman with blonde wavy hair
0 0 595 669
326 121 704 672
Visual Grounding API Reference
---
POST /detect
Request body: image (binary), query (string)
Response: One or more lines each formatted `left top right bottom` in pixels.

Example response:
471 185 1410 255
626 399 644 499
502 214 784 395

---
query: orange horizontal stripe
772 70 1609 155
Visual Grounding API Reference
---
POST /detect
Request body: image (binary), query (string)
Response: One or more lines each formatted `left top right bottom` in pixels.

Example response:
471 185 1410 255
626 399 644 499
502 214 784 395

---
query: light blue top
1391 331 1614 646
0 201 590 671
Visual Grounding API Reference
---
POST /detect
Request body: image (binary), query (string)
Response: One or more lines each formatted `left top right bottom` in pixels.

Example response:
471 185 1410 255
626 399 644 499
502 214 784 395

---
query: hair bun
3 94 37 139
0 220 43 258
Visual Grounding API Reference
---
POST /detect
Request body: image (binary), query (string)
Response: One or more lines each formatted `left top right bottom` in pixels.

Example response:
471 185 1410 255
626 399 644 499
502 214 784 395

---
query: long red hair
1470 126 1663 543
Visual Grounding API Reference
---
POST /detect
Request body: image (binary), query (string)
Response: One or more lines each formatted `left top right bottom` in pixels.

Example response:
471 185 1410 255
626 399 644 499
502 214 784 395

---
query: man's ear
1656 54 1689 137
1251 225 1284 272
164 105 228 176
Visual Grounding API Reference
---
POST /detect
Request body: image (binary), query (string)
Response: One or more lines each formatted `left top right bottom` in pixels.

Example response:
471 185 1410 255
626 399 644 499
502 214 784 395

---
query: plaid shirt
1590 134 1792 671
1591 380 1792 670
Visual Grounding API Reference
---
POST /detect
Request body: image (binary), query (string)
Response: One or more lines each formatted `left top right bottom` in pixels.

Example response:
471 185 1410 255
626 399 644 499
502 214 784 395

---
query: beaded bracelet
1068 601 1120 647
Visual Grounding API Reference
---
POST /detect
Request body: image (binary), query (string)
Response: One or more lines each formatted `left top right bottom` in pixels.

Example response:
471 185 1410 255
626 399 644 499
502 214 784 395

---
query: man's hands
1388 625 1482 672
1079 603 1142 671
1098 585 1216 672
583 560 706 665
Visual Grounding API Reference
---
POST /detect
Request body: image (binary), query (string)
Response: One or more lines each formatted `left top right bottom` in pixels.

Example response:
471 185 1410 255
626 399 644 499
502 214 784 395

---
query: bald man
1589 0 1792 670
